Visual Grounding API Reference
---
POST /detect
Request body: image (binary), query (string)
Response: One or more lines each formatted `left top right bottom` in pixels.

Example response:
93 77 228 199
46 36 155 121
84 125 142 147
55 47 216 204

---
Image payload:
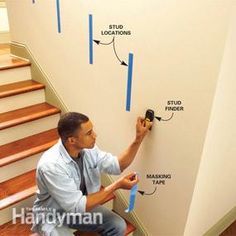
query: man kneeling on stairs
31 112 152 236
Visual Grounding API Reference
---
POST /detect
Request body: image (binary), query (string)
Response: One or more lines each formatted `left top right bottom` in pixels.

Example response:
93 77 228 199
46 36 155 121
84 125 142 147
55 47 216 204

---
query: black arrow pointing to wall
112 37 128 66
93 38 114 45
138 187 157 196
155 113 174 122
93 37 128 66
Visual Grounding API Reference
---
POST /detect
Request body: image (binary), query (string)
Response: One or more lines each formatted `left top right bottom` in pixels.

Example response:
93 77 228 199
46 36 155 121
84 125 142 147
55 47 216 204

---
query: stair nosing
0 139 58 167
0 185 37 210
0 128 58 160
0 80 45 99
0 61 31 71
0 103 61 131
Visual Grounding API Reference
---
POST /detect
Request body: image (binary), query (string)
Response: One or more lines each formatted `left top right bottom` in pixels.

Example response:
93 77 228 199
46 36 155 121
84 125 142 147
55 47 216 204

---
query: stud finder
145 109 154 130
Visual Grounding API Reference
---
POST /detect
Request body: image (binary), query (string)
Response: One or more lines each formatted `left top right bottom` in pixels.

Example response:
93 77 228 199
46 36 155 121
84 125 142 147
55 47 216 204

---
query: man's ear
68 137 76 144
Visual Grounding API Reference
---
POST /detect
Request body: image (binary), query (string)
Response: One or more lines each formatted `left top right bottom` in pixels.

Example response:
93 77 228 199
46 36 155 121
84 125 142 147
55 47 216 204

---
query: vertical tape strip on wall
126 53 134 111
56 0 61 33
89 14 93 64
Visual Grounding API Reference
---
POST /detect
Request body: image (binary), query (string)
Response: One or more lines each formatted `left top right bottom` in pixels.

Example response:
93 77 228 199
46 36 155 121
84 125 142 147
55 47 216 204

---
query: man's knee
111 215 126 235
92 206 127 235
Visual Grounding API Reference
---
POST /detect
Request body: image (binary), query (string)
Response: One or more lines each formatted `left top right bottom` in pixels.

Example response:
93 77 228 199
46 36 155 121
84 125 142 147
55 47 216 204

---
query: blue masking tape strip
56 0 61 33
125 183 138 213
89 14 93 64
126 53 134 111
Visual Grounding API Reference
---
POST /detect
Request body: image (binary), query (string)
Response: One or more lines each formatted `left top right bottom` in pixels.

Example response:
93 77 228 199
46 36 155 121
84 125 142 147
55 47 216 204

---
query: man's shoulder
83 144 102 159
82 145 100 165
37 142 62 172
83 144 98 153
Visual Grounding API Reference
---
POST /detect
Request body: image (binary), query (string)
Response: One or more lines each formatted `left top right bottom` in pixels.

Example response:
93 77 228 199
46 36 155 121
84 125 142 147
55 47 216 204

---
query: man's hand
135 117 153 141
86 172 139 211
115 172 139 190
117 117 153 172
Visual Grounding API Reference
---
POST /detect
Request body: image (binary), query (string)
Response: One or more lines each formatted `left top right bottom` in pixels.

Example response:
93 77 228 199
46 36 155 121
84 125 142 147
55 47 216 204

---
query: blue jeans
66 205 127 236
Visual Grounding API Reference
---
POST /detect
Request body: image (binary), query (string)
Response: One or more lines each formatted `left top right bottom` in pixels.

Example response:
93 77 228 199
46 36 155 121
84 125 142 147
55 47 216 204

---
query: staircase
220 221 236 236
0 51 136 235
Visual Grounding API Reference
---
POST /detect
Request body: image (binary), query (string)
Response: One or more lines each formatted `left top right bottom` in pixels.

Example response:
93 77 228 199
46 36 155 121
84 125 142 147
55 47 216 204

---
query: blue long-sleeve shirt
31 138 121 235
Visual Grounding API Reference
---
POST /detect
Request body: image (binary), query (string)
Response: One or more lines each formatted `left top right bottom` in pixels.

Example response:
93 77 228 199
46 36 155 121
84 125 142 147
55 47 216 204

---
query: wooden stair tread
0 219 33 236
0 54 31 70
0 128 59 167
0 80 45 98
0 170 36 210
0 102 60 130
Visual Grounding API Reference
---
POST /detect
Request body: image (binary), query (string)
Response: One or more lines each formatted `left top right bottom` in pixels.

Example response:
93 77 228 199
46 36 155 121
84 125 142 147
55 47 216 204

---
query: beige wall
184 3 236 235
0 8 9 31
6 0 233 235
0 1 10 43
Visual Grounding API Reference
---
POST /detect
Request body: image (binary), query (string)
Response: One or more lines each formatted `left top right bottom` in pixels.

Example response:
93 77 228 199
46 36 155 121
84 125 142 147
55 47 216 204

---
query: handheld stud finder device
145 109 155 130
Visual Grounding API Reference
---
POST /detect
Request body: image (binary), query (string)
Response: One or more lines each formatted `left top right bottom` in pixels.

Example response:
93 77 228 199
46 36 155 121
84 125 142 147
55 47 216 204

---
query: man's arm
40 166 138 213
118 117 152 172
86 172 138 211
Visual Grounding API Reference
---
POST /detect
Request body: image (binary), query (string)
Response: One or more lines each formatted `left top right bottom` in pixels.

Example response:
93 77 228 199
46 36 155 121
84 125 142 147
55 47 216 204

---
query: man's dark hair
57 112 89 142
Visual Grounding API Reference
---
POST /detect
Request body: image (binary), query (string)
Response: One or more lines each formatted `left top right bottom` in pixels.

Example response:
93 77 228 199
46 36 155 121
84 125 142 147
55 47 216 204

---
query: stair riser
0 153 42 183
0 114 60 145
0 90 45 113
0 66 31 86
0 195 36 225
